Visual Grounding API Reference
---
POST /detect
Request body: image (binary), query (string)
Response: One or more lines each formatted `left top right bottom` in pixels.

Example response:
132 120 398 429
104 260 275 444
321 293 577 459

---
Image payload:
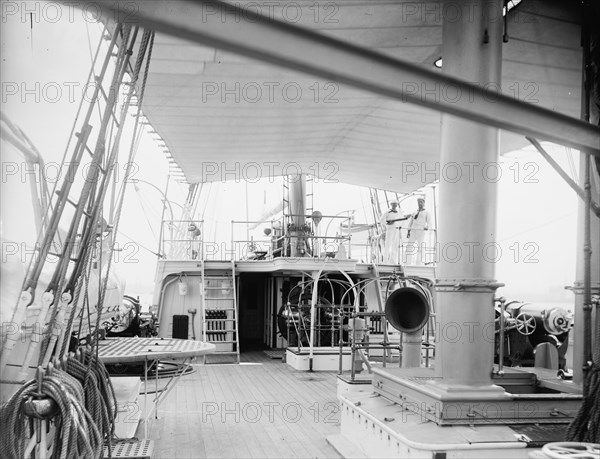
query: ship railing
230 214 364 261
160 219 204 260
371 226 439 266
158 218 438 265
401 228 438 266
229 219 284 261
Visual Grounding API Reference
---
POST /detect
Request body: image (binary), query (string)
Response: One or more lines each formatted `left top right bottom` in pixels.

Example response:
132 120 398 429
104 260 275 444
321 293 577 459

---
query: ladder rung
97 86 122 127
56 190 84 206
80 146 108 174
48 252 78 262
64 198 92 217
201 263 239 362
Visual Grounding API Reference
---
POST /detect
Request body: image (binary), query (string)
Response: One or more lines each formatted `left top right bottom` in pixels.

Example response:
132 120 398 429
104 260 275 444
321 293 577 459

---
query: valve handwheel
515 312 536 335
541 442 600 459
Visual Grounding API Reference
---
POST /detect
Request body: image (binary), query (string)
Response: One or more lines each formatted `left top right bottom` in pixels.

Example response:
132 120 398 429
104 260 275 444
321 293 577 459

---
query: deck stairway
200 260 240 363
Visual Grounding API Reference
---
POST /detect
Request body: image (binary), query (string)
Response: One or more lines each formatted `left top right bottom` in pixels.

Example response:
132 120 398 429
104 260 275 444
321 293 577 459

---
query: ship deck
142 351 343 458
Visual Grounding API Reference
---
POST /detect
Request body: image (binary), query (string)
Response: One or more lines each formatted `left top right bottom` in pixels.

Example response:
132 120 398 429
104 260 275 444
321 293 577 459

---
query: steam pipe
384 285 431 368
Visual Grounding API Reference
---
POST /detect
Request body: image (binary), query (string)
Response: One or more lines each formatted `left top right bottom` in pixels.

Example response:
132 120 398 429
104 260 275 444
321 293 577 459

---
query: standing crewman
380 200 409 264
406 197 431 265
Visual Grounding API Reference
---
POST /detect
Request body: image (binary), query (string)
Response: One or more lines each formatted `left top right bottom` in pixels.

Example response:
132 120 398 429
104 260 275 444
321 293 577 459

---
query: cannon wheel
541 442 600 459
515 312 536 335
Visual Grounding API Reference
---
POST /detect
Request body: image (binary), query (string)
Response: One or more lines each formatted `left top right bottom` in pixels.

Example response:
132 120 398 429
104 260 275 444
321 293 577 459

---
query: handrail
159 216 438 265
160 219 204 260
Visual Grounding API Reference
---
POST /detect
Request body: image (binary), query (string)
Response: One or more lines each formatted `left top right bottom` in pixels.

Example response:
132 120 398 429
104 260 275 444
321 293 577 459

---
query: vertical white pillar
435 0 504 387
572 154 600 384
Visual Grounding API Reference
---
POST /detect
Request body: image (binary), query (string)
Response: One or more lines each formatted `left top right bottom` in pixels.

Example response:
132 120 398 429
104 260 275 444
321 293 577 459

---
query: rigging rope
0 24 121 357
69 350 118 446
117 230 162 257
88 28 153 380
68 253 94 356
567 297 600 443
38 24 137 369
1 25 156 459
135 189 160 240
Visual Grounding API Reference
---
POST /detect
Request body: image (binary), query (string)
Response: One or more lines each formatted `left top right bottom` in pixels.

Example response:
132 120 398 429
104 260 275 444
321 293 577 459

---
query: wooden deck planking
205 362 311 459
242 364 321 459
230 365 289 458
218 365 263 458
218 365 278 459
253 360 344 452
252 367 338 458
203 365 240 459
228 364 313 458
143 352 342 458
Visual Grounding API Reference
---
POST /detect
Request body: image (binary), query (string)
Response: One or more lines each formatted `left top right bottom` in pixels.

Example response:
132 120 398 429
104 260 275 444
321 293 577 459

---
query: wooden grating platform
97 338 215 364
104 440 154 458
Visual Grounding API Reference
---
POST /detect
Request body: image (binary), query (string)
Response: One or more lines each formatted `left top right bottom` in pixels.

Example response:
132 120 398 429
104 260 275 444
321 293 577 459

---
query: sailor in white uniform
406 197 431 265
380 200 408 264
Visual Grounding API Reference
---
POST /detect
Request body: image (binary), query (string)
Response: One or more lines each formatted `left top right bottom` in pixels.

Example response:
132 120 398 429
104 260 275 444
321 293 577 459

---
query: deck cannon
495 301 573 369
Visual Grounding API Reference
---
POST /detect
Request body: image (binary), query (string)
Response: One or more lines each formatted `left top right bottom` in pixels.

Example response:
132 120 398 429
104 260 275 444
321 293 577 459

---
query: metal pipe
308 268 323 371
498 297 506 375
435 0 505 387
572 0 600 385
582 153 592 394
581 0 594 396
350 312 357 381
401 332 421 368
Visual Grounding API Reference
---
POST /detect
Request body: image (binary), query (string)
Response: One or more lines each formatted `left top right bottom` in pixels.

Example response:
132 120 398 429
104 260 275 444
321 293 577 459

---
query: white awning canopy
114 0 594 193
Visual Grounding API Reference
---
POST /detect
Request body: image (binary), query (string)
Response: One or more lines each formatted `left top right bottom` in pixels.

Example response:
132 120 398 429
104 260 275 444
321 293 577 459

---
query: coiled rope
0 366 102 459
0 349 117 458
67 349 118 445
